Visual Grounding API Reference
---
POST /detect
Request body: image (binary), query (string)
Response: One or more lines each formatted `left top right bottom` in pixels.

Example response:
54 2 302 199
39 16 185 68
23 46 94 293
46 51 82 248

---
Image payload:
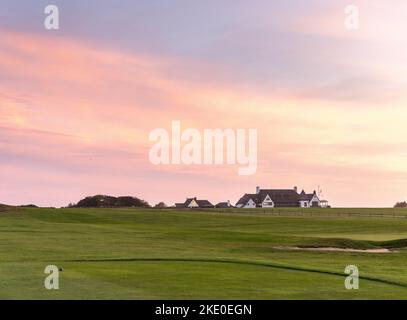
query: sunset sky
1 0 407 207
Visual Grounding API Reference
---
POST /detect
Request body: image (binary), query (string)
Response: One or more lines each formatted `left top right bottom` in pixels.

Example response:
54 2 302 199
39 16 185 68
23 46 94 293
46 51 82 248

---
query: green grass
0 206 407 299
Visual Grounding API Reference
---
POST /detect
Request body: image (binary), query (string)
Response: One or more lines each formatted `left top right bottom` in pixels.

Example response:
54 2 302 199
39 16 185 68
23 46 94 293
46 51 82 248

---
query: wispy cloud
1 0 407 208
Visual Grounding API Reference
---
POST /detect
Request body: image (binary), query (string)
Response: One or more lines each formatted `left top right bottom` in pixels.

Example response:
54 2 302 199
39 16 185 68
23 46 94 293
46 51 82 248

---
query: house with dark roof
175 197 214 209
215 201 234 208
236 186 323 208
298 190 321 208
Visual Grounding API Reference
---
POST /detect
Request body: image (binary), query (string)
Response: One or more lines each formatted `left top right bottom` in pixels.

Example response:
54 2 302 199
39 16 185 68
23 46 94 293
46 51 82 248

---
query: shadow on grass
65 256 407 289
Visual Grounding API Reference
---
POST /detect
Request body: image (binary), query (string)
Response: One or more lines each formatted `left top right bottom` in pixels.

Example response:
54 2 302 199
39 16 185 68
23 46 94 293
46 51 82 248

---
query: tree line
68 195 151 208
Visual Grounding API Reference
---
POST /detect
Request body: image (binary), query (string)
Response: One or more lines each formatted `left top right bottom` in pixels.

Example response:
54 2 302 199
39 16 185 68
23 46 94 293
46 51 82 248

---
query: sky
1 0 407 207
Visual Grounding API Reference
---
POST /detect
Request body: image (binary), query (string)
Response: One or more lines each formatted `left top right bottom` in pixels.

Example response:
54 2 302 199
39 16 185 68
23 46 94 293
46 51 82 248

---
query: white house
175 197 214 208
298 190 321 208
236 186 325 208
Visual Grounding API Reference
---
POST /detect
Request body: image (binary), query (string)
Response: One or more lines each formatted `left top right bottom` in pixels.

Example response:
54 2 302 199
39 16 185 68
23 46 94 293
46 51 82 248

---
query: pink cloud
1 30 407 207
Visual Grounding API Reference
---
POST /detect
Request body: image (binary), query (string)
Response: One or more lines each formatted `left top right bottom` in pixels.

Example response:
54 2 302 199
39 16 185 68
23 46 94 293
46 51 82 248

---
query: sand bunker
276 246 393 253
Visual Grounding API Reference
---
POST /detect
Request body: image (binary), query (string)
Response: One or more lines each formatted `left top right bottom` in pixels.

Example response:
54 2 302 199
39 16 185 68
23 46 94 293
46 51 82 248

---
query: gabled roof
215 202 233 208
258 189 299 206
196 199 214 208
237 189 303 207
236 193 268 206
184 198 196 207
237 187 322 207
180 197 214 208
299 190 317 201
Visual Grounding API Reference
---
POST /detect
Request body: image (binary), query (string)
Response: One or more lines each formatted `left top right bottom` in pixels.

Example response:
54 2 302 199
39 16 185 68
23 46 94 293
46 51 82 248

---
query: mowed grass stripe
65 256 407 290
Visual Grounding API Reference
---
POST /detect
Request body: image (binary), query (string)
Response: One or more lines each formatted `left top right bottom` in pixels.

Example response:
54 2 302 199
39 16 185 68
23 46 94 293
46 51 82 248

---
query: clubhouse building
235 186 329 208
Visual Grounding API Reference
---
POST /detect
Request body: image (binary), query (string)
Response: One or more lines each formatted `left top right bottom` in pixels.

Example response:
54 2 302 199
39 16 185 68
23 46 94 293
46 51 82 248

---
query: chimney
294 186 298 193
256 186 260 194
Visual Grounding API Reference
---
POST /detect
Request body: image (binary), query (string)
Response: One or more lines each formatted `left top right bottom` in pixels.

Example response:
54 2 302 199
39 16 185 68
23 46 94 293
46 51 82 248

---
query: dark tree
73 195 150 208
394 201 407 208
154 202 167 208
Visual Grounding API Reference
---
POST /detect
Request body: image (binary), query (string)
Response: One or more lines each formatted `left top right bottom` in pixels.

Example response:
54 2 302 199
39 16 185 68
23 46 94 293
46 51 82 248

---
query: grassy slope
0 207 407 299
